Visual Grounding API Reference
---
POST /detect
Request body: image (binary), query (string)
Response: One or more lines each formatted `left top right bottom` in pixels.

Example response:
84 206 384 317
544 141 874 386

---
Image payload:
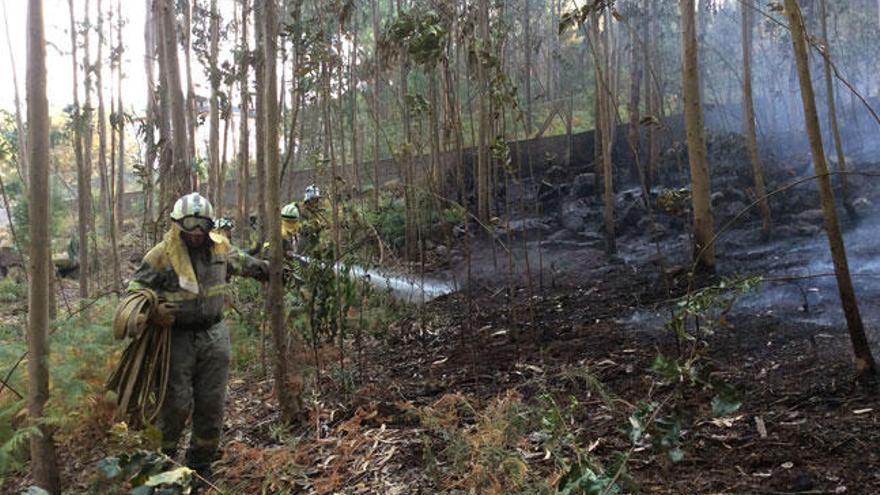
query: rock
774 225 798 238
616 187 642 203
562 215 584 233
794 209 825 224
617 201 644 230
435 245 449 257
723 201 748 218
571 173 596 198
580 231 604 244
853 197 872 215
724 187 748 203
561 199 591 232
636 217 668 237
547 229 577 242
794 222 821 236
506 217 553 233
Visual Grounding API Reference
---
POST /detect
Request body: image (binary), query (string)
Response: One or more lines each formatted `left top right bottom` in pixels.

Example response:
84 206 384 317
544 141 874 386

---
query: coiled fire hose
106 289 173 427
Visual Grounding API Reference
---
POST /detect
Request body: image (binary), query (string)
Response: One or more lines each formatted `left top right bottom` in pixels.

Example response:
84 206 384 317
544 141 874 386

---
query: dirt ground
6 157 880 494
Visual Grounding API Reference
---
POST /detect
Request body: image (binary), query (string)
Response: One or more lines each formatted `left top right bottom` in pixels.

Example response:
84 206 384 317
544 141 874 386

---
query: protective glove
149 302 178 328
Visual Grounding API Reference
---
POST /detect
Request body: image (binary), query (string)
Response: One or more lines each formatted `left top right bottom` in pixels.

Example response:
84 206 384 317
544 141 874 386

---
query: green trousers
159 321 231 474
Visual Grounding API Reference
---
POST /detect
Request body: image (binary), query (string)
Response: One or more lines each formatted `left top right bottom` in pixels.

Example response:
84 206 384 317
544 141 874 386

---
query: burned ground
5 139 880 494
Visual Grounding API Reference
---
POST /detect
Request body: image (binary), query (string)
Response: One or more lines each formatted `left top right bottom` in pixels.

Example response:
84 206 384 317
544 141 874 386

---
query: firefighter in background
297 184 328 255
214 217 235 240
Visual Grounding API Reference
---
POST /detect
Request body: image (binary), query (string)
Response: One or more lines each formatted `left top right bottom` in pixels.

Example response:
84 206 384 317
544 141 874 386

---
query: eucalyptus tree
819 0 851 215
184 0 198 182
159 0 192 205
96 0 111 236
254 0 267 242
741 1 771 237
27 0 61 490
264 0 304 423
680 0 715 271
785 0 877 382
143 0 158 225
209 0 221 210
237 0 250 241
68 0 92 299
114 0 125 234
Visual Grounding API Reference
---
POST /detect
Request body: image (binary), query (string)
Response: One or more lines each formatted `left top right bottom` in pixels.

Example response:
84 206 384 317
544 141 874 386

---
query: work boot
187 461 213 493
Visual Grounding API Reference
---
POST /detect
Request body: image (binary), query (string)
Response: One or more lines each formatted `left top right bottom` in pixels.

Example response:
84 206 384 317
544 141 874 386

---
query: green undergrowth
0 299 124 482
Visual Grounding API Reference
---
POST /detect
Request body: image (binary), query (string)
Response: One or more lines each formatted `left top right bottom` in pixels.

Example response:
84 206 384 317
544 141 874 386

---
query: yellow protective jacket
128 225 268 329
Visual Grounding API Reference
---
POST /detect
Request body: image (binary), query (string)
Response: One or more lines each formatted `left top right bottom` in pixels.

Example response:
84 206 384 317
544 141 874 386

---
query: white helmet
170 193 215 231
303 184 321 203
281 202 301 219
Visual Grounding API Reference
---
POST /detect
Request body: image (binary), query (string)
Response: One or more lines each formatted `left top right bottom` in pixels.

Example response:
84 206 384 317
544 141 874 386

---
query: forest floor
214 155 880 494
5 156 880 494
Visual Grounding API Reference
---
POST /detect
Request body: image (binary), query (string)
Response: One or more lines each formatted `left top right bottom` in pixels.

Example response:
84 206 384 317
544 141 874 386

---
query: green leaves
96 456 123 479
556 461 620 495
710 383 742 418
623 401 654 444
95 450 193 494
665 275 763 339
379 11 449 68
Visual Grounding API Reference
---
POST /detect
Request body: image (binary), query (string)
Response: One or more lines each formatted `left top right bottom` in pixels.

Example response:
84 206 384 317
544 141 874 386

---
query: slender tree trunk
238 0 250 242
68 0 91 300
209 0 221 208
26 0 61 490
143 0 157 224
785 0 877 381
254 0 267 242
680 0 715 271
83 0 98 254
600 13 615 254
280 0 302 190
115 0 124 234
350 14 361 193
429 69 442 195
159 0 192 202
96 0 111 237
155 0 172 222
646 0 660 187
819 0 851 214
627 8 642 185
741 1 771 238
97 0 120 290
2 1 28 186
220 90 231 215
370 0 381 207
264 0 303 422
523 0 532 136
106 0 121 291
476 0 491 221
337 35 347 183
185 0 198 187
395 0 417 259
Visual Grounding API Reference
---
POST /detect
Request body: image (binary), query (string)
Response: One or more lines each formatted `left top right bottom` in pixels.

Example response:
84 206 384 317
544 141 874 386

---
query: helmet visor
178 216 214 232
